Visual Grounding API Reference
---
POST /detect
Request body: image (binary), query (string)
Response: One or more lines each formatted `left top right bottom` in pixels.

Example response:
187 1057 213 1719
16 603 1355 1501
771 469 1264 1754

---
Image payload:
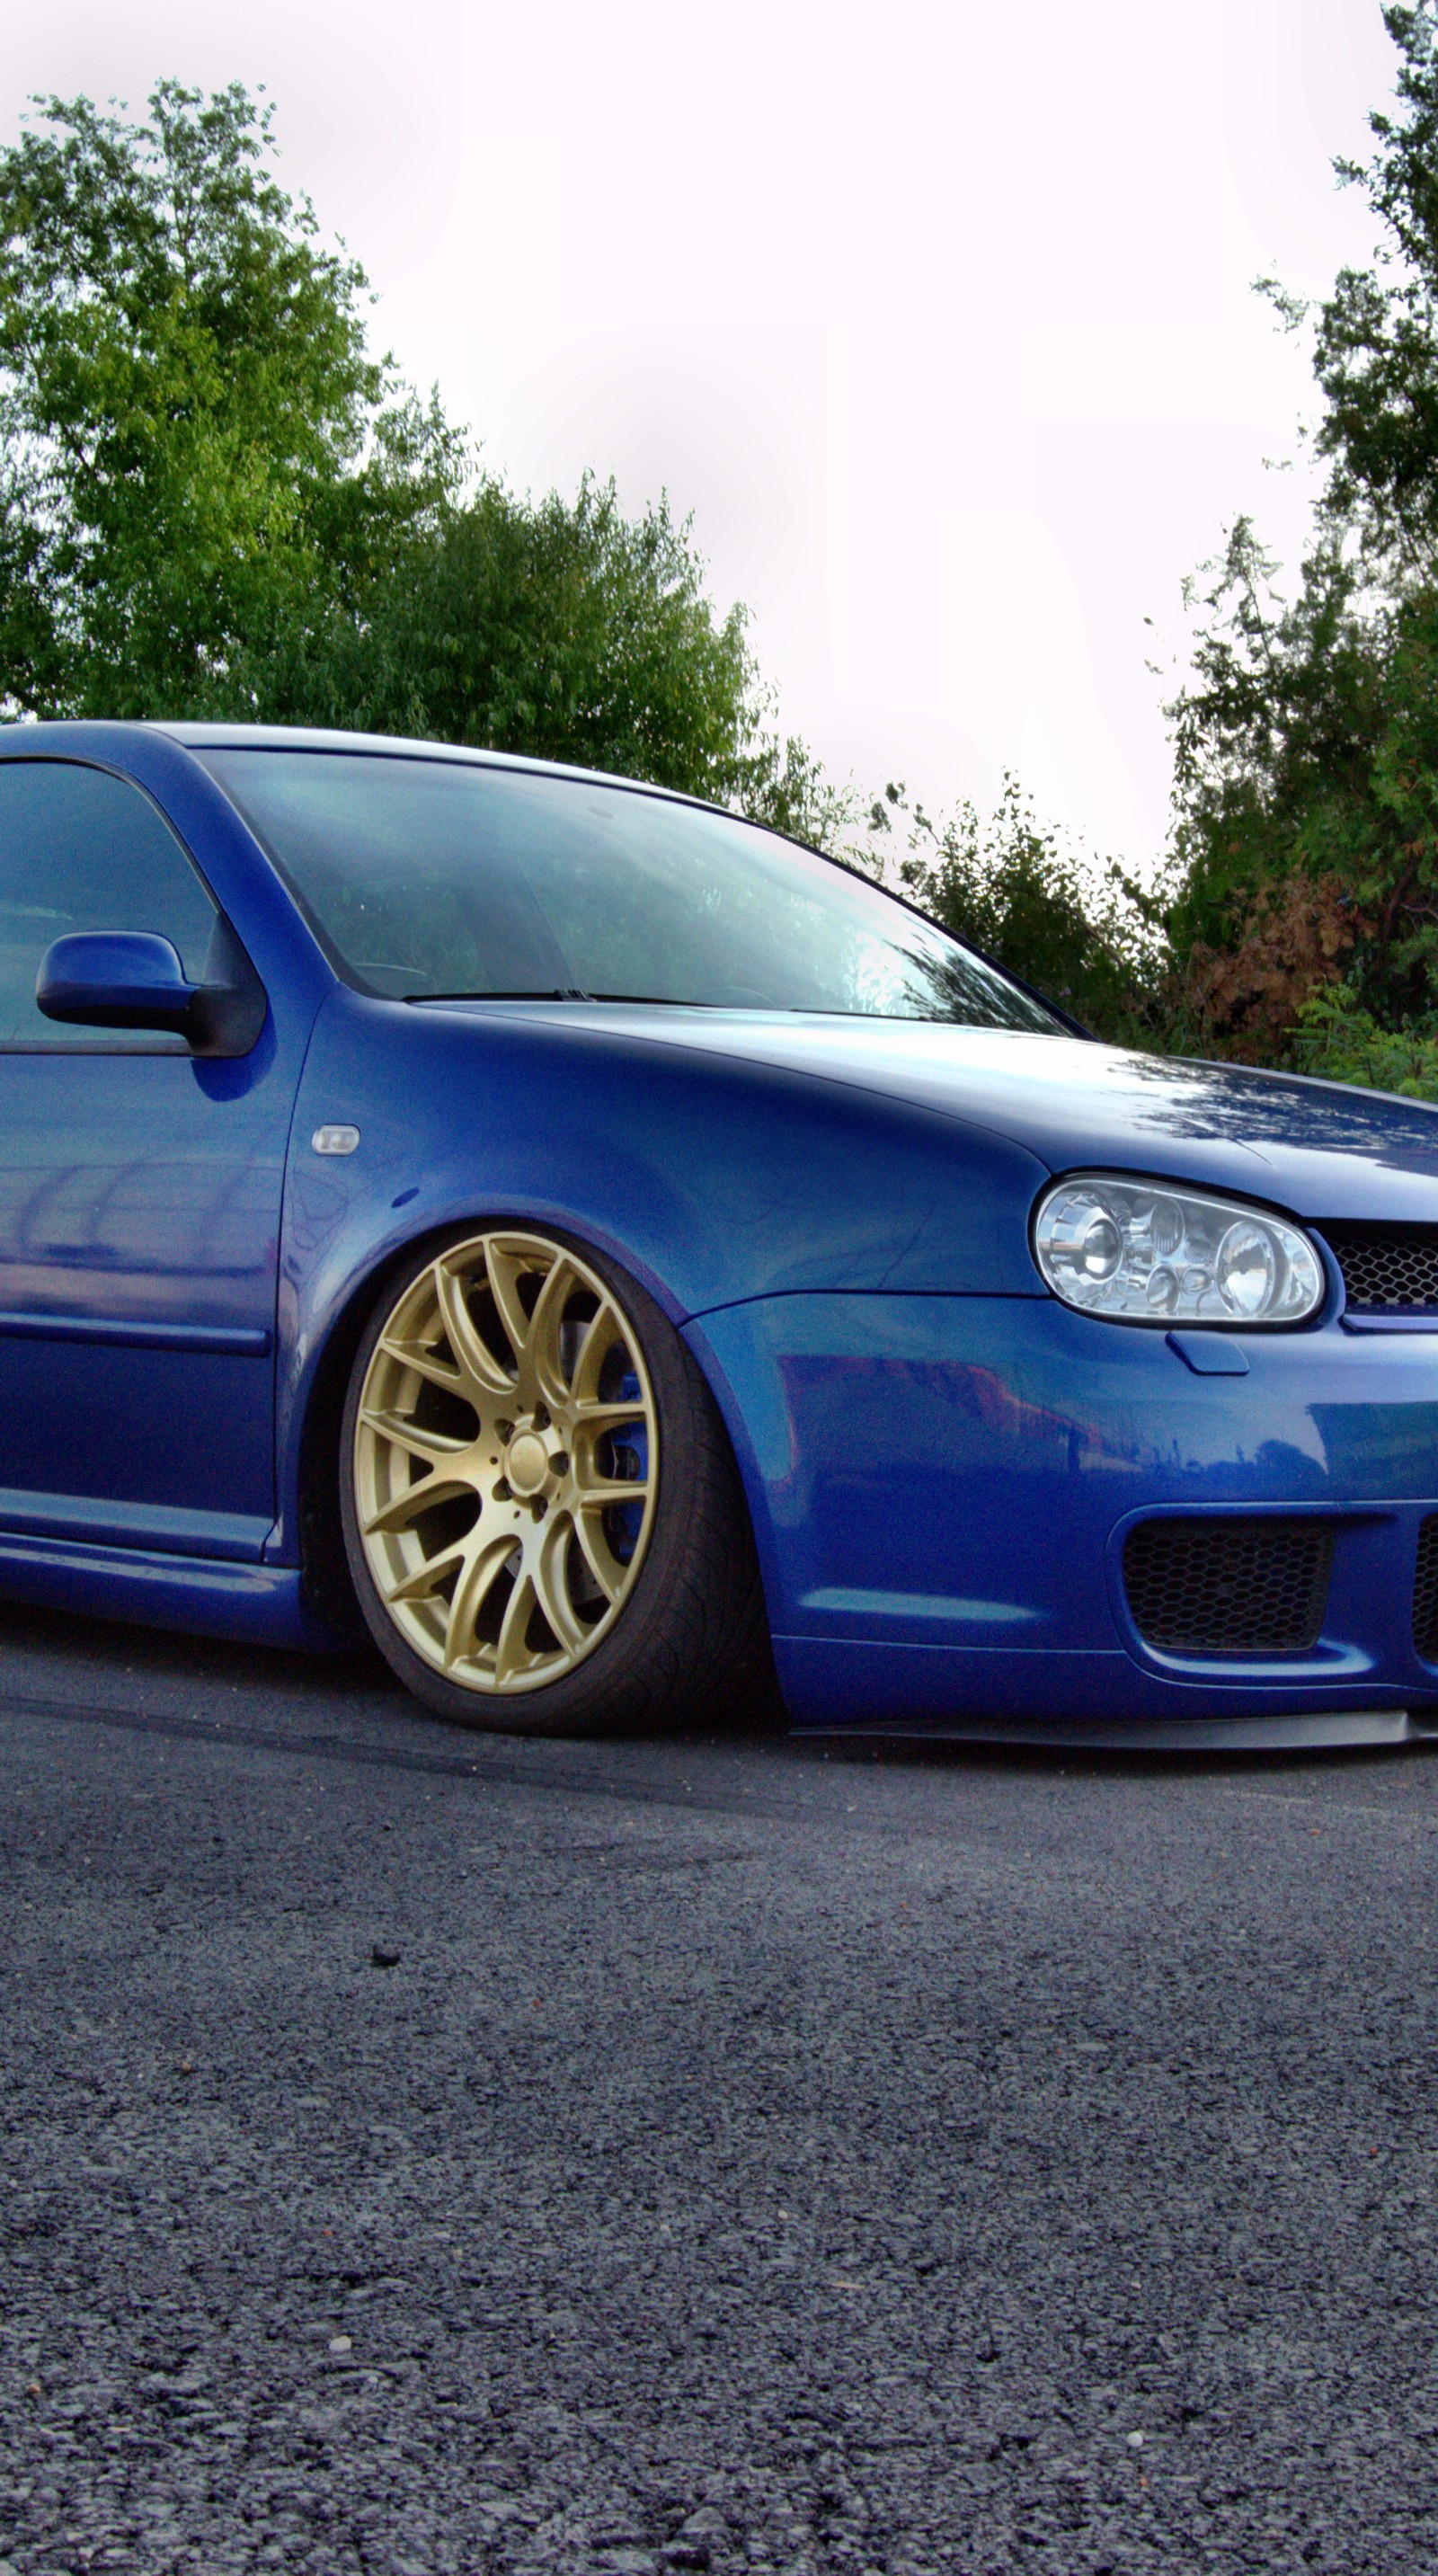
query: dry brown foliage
1172 871 1371 1061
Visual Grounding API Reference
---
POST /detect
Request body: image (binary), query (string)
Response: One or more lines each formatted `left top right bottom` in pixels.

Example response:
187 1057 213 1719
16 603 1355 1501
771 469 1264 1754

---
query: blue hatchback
3 719 1438 1750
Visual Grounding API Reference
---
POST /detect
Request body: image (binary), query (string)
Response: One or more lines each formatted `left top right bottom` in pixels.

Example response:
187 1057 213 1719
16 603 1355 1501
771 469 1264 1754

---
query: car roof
147 722 724 816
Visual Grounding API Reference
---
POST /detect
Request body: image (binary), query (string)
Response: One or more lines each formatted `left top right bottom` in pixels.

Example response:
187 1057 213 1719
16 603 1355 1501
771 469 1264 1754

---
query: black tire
339 1223 779 1737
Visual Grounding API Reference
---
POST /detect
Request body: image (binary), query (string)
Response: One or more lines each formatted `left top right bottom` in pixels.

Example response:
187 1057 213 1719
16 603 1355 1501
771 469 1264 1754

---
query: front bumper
686 1292 1438 1746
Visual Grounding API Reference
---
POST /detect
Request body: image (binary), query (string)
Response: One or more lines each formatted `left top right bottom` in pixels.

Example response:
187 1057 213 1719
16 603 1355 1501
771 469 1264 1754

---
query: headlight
1033 1175 1325 1326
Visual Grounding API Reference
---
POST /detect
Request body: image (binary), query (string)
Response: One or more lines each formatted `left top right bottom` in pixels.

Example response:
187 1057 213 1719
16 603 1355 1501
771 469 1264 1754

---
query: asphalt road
2 1606 1437 2576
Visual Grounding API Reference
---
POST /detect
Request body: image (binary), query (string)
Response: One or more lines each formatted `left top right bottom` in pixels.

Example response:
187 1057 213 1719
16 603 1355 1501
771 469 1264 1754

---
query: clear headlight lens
1033 1176 1325 1327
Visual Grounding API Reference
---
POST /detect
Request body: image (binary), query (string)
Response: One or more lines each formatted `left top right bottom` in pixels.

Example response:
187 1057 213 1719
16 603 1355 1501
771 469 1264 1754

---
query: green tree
861 775 1164 1040
1168 4 1438 1079
0 81 458 717
271 469 792 809
0 79 787 813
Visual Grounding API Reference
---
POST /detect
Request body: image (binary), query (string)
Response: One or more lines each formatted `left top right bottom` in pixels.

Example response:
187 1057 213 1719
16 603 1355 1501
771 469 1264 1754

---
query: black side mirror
36 930 265 1056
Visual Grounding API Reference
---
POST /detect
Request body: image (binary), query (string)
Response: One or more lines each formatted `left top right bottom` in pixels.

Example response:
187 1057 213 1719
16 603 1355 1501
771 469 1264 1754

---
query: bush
855 776 1167 1043
1290 982 1438 1097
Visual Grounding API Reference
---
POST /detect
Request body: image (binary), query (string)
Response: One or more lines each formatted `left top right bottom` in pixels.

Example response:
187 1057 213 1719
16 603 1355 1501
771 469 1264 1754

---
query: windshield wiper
409 988 756 1008
408 986 591 1002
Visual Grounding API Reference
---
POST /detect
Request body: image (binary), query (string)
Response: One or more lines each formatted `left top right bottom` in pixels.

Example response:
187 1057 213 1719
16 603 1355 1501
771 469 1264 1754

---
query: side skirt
0 1530 338 1650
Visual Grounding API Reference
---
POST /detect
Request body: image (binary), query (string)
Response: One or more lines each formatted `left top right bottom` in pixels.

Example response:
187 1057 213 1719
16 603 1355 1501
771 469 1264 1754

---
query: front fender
270 990 1050 1561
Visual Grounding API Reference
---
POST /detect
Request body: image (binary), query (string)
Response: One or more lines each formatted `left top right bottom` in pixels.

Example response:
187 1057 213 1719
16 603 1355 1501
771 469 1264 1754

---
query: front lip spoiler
790 1707 1438 1754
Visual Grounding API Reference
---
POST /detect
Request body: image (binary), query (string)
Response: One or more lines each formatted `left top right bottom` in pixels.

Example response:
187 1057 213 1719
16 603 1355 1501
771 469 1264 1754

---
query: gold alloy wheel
353 1231 659 1694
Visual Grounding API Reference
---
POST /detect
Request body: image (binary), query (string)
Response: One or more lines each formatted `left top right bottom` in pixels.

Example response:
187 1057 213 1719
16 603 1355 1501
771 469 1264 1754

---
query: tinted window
0 759 221 1049
201 750 1064 1031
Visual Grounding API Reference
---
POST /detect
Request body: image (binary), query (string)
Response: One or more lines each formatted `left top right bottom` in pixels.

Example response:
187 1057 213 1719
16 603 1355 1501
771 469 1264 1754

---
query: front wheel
339 1224 776 1736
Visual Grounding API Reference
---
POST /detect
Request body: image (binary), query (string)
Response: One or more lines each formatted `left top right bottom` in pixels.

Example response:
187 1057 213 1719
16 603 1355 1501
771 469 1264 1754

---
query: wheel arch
288 1210 772 1648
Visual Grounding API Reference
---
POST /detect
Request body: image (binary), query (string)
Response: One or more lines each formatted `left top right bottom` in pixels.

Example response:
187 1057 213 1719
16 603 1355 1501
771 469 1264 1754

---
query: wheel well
291 1218 768 1648
293 1236 431 1644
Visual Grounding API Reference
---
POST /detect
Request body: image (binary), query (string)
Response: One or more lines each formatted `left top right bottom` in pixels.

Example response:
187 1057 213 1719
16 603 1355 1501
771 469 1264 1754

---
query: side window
0 759 222 1050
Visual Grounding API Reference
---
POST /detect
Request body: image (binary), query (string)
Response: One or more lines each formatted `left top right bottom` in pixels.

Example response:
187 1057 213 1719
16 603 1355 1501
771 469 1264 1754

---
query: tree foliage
0 81 784 811
251 469 777 804
1169 3 1438 1090
0 82 457 717
859 776 1164 1041
1291 978 1438 1094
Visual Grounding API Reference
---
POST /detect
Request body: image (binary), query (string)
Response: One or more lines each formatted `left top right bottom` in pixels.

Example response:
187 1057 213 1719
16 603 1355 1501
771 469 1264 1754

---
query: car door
0 755 290 1559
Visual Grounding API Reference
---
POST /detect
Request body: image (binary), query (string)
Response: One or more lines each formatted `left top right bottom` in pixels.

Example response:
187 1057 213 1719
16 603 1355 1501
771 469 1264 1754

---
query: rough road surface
1 1601 1435 2576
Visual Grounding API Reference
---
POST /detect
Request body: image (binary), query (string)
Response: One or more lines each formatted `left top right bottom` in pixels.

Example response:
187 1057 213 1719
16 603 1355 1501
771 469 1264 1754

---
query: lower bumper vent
1414 1518 1438 1661
1123 1516 1335 1656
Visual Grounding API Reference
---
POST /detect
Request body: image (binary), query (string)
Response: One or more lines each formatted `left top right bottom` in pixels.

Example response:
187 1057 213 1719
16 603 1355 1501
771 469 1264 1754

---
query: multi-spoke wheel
340 1225 777 1735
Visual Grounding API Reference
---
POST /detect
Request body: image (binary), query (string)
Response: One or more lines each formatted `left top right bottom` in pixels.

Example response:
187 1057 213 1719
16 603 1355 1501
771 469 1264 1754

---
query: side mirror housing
36 930 265 1055
37 931 198 1034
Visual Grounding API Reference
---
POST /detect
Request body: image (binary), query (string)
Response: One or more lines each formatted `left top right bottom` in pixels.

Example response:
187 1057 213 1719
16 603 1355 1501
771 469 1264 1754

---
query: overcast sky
0 0 1404 870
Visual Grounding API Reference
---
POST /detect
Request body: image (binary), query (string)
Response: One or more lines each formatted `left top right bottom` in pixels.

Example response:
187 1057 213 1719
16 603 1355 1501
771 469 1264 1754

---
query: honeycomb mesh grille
1320 1221 1438 1313
1415 1518 1438 1661
1123 1517 1335 1656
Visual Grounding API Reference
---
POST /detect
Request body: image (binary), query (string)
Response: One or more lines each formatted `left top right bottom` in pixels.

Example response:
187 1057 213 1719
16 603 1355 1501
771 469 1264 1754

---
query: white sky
0 0 1403 871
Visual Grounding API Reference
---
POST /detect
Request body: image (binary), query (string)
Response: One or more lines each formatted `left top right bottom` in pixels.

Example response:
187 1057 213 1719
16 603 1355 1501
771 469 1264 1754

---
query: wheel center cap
506 1430 550 1497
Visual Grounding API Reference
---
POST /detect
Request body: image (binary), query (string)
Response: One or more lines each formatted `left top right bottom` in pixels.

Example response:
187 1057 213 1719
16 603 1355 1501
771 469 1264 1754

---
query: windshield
200 749 1065 1030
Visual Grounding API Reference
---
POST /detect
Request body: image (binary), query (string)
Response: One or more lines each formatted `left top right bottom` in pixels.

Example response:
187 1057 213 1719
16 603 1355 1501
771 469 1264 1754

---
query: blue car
2 719 1438 1750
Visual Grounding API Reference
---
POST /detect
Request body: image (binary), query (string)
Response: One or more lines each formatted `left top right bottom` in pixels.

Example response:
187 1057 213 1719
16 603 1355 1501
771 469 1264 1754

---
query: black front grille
1123 1517 1335 1656
1319 1221 1438 1313
1415 1518 1438 1661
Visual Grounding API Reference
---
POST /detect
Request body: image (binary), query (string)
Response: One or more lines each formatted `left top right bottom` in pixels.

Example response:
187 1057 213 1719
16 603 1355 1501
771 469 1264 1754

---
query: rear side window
0 759 221 1049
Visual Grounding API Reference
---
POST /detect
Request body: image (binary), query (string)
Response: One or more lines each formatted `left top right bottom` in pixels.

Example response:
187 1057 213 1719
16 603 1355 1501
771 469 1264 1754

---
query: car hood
421 1002 1438 1222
